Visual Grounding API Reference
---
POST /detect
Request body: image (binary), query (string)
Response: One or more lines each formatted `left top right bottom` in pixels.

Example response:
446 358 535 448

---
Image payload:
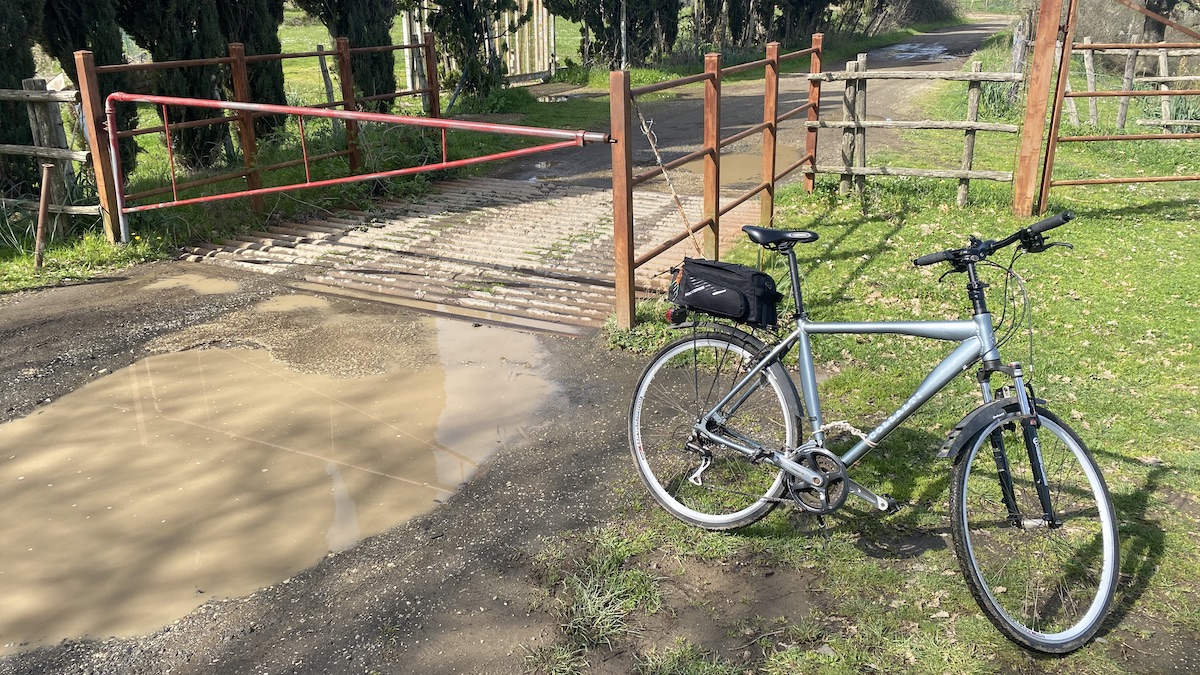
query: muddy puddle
0 292 555 652
874 42 957 62
682 147 801 186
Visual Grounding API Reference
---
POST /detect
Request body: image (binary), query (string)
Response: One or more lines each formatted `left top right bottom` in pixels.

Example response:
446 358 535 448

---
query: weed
521 643 588 675
637 638 742 675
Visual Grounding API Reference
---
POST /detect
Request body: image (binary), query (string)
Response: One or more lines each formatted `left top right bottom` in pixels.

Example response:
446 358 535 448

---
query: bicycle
628 212 1119 654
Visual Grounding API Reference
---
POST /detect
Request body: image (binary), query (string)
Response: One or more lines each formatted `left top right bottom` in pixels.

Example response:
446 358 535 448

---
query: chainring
786 448 849 514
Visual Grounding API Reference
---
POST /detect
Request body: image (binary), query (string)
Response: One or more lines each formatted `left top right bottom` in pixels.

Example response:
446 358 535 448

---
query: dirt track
0 17 1036 675
498 15 1013 191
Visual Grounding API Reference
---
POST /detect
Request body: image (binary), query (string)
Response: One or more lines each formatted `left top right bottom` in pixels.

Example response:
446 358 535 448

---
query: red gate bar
104 92 609 243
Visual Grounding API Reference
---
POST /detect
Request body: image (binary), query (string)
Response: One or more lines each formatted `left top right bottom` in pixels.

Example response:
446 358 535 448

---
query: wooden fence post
22 78 74 237
1083 37 1098 125
959 62 982 207
761 42 779 228
1055 41 1080 125
855 54 867 194
1116 36 1140 129
840 61 856 195
335 37 363 172
703 52 721 261
803 33 823 194
1159 48 1172 133
74 49 120 243
424 31 441 119
610 69 635 329
1012 0 1066 216
317 45 343 137
1009 18 1027 106
228 43 264 210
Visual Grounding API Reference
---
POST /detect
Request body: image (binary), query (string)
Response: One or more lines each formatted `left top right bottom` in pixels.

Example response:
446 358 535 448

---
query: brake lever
1047 241 1074 250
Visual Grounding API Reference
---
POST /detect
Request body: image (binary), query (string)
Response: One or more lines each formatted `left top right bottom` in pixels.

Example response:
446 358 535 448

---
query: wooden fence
805 56 1022 207
76 34 439 243
0 80 97 236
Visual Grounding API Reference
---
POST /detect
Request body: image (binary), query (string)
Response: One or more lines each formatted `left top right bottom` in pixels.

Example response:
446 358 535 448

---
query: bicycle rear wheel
629 330 800 530
950 403 1119 653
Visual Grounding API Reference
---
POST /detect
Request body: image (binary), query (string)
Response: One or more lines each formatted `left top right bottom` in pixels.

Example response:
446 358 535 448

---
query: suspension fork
978 368 1021 524
980 363 1060 528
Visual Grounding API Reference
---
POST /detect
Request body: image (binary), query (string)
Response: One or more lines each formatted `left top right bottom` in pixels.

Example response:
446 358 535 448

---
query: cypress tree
428 0 527 97
545 0 679 67
215 0 287 135
0 0 41 198
37 0 139 176
113 0 228 168
294 0 398 112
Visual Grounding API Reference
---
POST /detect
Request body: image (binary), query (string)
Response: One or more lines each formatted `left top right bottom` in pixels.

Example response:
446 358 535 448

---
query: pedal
881 494 901 514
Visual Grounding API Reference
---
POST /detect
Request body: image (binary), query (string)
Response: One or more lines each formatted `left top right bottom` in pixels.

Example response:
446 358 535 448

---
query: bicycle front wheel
950 404 1119 653
629 330 800 530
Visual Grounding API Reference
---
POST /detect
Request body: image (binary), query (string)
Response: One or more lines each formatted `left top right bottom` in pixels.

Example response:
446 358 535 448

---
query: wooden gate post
228 43 264 210
74 50 120 243
803 33 823 194
610 69 635 329
761 43 780 228
423 31 441 119
1013 0 1067 216
1035 0 1081 214
335 37 363 172
703 52 721 261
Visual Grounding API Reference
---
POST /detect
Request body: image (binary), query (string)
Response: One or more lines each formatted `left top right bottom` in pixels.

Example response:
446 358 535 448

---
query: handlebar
913 211 1074 268
1028 211 1073 235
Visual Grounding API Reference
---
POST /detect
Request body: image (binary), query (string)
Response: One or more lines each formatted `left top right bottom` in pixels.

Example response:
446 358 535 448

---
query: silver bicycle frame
698 312 1002 472
795 313 1002 466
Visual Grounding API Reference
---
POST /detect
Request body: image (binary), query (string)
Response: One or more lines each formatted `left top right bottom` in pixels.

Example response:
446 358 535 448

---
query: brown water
681 148 802 186
0 296 554 652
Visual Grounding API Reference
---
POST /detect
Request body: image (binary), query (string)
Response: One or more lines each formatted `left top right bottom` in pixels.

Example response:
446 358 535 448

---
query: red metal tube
106 92 610 145
121 138 585 215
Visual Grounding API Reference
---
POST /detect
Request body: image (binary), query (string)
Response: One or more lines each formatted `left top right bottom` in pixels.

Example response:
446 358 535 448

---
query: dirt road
500 15 1013 192
1 17 1017 675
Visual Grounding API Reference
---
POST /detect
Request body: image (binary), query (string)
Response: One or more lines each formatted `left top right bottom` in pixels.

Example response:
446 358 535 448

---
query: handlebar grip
913 249 956 267
1029 211 1074 235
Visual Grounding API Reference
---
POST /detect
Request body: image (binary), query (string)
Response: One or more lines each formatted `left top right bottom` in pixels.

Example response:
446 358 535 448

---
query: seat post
786 247 807 319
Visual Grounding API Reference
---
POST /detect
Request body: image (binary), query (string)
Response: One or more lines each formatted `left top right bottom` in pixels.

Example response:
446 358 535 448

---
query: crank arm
769 452 826 487
845 479 896 511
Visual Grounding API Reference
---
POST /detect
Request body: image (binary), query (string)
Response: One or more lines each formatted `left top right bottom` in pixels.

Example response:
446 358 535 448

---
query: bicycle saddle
742 226 819 250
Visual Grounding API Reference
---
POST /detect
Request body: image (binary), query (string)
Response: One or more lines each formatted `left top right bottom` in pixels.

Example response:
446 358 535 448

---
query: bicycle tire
949 402 1119 653
629 329 801 530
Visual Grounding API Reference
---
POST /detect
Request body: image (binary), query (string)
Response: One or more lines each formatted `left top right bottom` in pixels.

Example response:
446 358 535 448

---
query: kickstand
790 509 832 544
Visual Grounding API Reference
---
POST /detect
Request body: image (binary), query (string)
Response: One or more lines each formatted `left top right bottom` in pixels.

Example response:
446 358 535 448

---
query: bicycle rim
951 409 1119 653
629 332 798 530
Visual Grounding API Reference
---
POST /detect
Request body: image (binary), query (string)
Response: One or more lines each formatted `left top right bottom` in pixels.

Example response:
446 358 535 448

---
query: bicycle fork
983 364 1061 530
